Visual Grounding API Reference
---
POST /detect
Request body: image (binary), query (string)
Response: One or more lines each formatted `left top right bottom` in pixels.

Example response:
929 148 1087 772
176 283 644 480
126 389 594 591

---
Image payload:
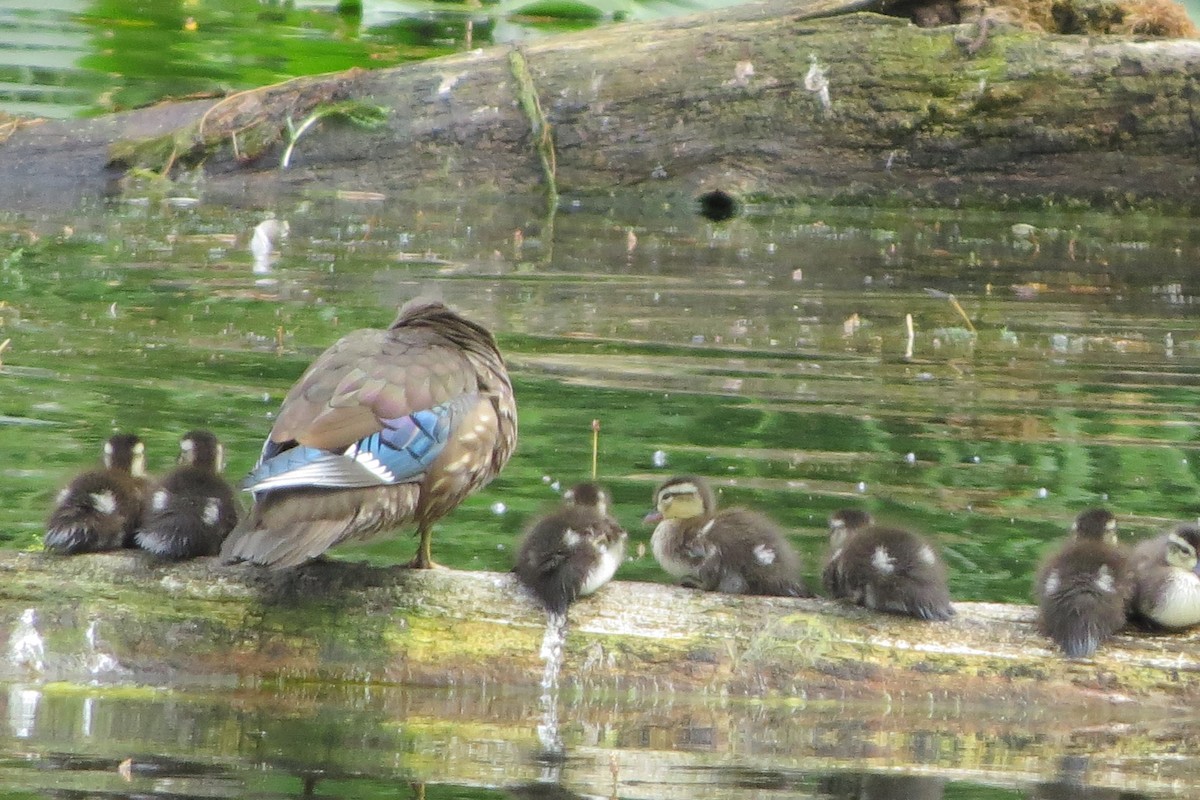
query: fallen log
1 0 1199 214
3 550 1198 708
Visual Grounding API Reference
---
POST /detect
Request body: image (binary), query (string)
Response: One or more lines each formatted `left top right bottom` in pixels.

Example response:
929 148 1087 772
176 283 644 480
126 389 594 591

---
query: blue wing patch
243 397 472 493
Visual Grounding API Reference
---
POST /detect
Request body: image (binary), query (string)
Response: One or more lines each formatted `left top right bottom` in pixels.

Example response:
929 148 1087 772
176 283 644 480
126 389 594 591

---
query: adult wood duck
1035 508 1133 658
45 433 147 554
822 509 954 620
220 298 517 569
1130 524 1200 630
136 430 239 559
513 482 627 615
645 475 811 597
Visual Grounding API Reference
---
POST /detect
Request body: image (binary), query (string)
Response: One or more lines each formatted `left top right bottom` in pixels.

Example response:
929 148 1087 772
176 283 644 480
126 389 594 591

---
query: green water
0 682 1182 797
2 169 1198 797
4 198 1200 604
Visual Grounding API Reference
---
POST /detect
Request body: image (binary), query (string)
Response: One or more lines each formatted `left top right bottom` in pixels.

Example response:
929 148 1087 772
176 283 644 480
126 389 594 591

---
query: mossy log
2 0 1200 214
3 550 1199 708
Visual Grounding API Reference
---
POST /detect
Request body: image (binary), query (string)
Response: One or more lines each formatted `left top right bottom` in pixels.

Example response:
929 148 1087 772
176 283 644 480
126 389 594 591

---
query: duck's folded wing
249 329 481 490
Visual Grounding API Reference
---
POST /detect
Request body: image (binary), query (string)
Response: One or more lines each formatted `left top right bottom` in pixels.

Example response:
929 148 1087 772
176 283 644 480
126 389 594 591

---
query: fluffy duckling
822 509 954 620
646 475 810 597
1035 508 1133 658
135 430 239 559
1130 524 1200 630
513 482 627 615
45 433 147 554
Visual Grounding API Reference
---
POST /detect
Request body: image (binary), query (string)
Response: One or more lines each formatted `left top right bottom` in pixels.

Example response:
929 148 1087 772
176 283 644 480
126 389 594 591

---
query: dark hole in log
698 190 737 222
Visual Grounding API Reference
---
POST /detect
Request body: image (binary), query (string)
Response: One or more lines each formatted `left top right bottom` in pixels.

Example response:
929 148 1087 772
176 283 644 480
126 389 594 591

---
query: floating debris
250 218 289 277
804 54 831 113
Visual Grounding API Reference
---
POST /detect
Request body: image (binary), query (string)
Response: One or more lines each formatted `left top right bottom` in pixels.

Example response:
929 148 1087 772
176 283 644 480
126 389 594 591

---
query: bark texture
3 550 1200 709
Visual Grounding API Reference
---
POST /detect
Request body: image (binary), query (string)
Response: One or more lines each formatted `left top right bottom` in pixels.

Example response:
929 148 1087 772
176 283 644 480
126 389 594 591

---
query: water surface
3 191 1200 796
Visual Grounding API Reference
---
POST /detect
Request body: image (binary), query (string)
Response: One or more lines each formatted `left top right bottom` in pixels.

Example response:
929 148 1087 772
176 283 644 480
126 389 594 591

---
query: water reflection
7 196 1200 793
0 683 1191 798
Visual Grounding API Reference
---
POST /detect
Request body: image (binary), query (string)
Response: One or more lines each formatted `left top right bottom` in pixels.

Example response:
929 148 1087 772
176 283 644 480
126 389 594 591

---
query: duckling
1130 524 1200 630
646 475 810 597
45 433 147 554
220 298 517 569
822 509 954 620
513 482 627 615
135 430 239 559
1035 508 1133 658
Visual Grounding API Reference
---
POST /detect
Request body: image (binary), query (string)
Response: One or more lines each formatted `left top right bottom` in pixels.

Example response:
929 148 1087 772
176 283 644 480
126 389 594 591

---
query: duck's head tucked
647 476 714 525
104 433 146 478
178 430 225 473
220 298 517 570
1071 508 1118 545
827 508 873 551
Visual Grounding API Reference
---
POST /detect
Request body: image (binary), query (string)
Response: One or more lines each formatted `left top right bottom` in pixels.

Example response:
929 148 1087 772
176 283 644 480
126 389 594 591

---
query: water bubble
490 502 507 515
1036 487 1049 499
542 475 552 484
904 452 916 464
550 481 561 493
652 450 668 468
856 481 867 493
972 455 981 464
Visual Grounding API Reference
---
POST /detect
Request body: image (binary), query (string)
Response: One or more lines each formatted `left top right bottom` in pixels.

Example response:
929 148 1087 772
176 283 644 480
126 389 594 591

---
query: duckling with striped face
513 482 627 615
1035 508 1133 658
136 430 239 559
822 509 954 620
45 433 147 554
1131 524 1200 630
646 476 810 597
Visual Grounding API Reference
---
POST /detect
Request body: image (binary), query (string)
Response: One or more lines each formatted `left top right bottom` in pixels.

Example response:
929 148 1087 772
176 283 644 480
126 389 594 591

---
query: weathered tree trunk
3 551 1198 708
1 0 1199 214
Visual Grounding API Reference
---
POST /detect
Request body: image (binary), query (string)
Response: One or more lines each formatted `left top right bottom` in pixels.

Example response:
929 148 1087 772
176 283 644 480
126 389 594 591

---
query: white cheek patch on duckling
152 490 169 512
918 545 936 565
562 528 581 548
56 488 70 505
871 546 896 574
1094 565 1116 593
1043 570 1061 596
202 498 221 527
90 491 117 515
753 544 776 565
